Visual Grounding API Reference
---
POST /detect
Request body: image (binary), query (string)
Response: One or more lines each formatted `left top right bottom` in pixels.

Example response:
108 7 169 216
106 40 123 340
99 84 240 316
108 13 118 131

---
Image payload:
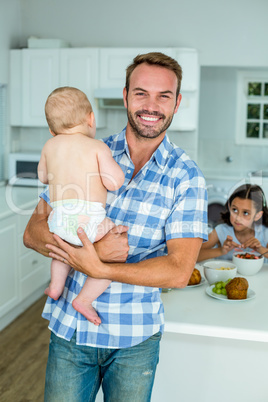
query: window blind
0 84 7 182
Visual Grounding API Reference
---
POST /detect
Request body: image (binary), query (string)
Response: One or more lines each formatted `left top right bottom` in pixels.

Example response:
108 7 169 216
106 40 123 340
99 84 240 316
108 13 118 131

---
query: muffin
225 277 249 300
188 268 201 286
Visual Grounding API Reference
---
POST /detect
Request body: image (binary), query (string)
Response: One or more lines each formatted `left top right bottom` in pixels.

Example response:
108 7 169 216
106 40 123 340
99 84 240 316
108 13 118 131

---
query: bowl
203 260 237 285
233 253 264 276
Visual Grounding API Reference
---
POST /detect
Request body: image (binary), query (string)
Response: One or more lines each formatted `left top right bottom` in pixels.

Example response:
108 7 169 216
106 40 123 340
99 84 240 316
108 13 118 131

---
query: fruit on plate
225 277 249 300
188 268 201 286
212 279 232 295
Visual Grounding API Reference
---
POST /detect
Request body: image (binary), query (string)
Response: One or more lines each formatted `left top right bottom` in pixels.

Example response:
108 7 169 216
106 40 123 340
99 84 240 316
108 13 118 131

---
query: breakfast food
188 268 201 286
215 267 233 270
225 277 249 300
235 253 261 260
212 279 232 295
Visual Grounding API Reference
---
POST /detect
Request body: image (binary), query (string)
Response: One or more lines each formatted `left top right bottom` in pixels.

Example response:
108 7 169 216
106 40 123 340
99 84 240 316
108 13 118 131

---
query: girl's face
229 197 263 231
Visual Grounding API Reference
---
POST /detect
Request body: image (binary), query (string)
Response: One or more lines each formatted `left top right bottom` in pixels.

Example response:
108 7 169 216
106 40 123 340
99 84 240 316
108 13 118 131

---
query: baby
38 86 125 325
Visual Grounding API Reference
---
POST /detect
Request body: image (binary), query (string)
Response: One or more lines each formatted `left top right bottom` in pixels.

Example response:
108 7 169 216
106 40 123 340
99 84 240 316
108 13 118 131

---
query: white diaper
48 199 106 246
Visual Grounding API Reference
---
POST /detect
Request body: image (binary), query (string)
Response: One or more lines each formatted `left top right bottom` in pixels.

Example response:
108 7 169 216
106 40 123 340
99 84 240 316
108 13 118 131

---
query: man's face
123 63 182 140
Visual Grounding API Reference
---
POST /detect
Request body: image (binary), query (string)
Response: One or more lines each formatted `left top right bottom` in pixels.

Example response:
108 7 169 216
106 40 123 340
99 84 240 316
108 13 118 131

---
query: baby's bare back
44 134 108 204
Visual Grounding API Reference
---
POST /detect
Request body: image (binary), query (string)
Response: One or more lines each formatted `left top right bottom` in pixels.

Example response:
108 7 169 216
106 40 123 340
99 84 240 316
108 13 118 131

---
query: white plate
187 276 206 288
206 285 256 302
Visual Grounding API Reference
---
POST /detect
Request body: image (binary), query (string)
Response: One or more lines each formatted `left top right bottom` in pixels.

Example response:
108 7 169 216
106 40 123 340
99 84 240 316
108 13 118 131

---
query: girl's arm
197 230 240 262
241 237 268 256
197 229 222 262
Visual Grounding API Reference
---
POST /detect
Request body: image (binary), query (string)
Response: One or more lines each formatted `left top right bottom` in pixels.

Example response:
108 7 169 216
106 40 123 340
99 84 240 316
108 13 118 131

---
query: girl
198 184 268 261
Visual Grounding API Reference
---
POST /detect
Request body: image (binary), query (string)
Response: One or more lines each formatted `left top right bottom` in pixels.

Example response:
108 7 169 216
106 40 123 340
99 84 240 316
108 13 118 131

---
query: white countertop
161 263 268 343
0 185 41 219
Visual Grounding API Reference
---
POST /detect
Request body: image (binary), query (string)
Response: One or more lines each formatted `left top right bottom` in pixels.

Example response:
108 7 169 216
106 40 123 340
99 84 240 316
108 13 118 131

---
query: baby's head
45 87 94 135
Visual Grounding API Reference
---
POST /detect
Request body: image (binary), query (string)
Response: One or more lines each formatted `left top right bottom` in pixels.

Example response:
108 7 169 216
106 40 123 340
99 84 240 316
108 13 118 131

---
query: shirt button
127 170 131 174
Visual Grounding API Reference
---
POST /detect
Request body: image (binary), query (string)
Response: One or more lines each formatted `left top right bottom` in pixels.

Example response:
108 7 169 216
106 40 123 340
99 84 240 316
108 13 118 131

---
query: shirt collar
113 128 172 171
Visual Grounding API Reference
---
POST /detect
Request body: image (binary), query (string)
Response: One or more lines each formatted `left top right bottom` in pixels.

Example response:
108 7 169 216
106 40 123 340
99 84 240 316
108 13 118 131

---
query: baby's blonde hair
45 87 93 134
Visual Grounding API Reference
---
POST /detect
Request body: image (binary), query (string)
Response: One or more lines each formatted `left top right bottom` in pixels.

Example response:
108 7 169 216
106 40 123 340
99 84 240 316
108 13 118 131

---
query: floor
0 295 50 401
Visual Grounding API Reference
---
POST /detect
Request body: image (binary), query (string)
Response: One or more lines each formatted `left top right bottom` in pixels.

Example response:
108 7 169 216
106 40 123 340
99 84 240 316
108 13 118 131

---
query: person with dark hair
198 184 268 262
24 52 207 401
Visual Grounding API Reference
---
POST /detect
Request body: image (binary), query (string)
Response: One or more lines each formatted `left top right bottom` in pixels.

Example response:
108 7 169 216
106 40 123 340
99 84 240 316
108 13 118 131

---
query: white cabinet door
0 216 18 317
18 213 50 300
99 48 174 89
22 49 60 126
60 48 105 128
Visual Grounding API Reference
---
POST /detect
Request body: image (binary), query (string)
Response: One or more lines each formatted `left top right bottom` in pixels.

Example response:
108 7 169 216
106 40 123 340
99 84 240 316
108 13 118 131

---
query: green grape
212 287 217 293
221 288 227 296
216 289 222 294
215 282 222 289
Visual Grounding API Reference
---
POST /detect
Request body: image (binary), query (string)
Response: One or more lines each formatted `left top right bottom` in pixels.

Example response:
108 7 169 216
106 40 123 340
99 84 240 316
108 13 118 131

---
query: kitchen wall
0 0 21 83
0 0 21 180
19 0 268 67
198 67 268 178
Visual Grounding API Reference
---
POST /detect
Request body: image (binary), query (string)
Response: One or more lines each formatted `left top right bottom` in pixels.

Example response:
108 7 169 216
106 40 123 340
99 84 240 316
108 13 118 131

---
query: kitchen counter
161 263 268 343
0 185 42 219
150 264 268 402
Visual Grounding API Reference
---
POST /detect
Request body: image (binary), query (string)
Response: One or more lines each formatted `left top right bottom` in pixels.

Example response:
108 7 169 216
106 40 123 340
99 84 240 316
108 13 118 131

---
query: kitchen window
235 70 268 145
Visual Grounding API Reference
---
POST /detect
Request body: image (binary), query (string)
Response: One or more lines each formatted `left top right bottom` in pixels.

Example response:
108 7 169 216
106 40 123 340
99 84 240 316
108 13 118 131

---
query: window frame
235 70 268 145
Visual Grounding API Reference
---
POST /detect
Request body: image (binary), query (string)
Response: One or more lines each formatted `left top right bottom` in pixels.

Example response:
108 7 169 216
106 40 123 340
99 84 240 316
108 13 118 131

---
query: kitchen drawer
20 263 50 300
18 211 33 234
19 249 49 280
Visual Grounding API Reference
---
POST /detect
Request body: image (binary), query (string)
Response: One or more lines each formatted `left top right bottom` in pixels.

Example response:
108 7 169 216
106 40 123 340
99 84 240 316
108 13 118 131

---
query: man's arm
46 229 203 288
23 198 129 262
23 198 55 256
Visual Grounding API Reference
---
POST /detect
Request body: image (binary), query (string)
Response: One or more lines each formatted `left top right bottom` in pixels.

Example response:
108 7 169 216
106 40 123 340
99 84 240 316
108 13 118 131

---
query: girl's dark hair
221 184 268 227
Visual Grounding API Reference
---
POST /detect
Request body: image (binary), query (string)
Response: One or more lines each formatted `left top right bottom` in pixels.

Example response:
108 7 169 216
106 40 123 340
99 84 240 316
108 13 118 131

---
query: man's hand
46 227 109 279
45 225 129 278
94 225 129 262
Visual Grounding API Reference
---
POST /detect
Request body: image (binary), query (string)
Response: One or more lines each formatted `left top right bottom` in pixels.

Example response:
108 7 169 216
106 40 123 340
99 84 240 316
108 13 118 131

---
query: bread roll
225 277 249 300
188 268 201 286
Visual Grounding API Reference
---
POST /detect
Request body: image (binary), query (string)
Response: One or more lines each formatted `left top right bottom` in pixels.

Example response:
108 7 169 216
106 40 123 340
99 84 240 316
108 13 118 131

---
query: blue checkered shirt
41 128 208 348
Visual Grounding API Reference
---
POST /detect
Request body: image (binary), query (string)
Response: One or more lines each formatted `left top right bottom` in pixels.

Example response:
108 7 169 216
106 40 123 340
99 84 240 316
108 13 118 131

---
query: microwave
8 152 45 187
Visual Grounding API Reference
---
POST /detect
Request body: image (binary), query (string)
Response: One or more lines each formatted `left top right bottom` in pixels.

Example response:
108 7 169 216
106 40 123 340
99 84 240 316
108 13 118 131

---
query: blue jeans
44 331 161 402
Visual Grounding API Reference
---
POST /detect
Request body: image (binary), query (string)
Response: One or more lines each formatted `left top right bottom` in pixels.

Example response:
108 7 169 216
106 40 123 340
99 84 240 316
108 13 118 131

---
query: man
24 52 208 401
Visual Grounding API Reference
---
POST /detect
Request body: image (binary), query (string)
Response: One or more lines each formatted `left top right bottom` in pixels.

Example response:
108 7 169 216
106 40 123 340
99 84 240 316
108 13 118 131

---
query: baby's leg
72 217 114 324
72 278 111 325
45 259 71 300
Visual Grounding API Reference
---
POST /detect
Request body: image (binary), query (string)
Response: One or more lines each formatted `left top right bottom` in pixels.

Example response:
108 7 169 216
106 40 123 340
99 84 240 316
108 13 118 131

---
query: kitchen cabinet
18 212 50 301
0 187 51 330
0 215 18 318
99 47 174 89
59 48 105 127
10 48 105 128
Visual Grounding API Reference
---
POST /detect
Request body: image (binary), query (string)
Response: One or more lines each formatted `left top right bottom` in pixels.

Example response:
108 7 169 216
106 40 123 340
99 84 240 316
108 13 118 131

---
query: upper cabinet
10 48 105 128
10 47 199 132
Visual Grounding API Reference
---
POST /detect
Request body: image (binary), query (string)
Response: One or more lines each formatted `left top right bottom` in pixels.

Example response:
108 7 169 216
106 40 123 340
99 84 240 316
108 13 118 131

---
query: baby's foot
72 298 101 326
44 285 62 300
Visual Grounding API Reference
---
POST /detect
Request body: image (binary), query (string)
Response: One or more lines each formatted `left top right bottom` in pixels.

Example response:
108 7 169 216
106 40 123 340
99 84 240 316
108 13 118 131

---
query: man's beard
127 109 174 140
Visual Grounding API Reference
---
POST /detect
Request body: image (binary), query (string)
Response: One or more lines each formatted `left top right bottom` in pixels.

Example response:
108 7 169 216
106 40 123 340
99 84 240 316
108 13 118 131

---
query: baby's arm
97 143 125 191
38 148 49 184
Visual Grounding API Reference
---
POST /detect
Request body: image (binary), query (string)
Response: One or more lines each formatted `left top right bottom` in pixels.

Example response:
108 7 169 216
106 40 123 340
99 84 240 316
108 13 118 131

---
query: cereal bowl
203 260 237 285
233 253 264 276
